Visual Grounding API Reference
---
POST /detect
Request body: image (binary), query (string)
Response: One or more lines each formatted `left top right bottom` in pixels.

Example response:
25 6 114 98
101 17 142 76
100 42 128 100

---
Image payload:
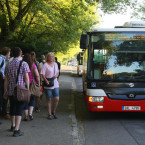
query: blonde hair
46 52 55 62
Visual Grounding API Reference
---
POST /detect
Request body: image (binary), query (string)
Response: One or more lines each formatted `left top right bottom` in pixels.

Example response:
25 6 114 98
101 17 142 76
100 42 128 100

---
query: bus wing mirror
80 34 88 49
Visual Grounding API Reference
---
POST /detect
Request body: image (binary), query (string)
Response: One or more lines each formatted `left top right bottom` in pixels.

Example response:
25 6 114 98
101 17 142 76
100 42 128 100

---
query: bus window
88 32 145 81
93 50 107 79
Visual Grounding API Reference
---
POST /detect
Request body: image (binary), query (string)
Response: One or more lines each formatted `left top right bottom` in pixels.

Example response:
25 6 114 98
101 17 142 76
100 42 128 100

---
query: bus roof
90 28 145 33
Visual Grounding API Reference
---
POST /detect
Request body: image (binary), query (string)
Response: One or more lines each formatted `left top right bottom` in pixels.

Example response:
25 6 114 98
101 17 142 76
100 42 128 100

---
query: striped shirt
5 58 30 96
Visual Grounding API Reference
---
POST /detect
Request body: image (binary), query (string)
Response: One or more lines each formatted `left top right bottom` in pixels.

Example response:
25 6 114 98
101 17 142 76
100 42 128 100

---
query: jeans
45 88 59 99
2 98 8 115
0 89 3 115
24 95 35 110
0 79 7 115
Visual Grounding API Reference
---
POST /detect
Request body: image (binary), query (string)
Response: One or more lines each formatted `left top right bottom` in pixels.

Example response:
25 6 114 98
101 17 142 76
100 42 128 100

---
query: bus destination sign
105 34 145 41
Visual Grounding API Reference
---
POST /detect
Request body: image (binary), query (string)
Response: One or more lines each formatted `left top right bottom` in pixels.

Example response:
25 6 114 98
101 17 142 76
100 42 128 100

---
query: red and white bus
81 21 145 112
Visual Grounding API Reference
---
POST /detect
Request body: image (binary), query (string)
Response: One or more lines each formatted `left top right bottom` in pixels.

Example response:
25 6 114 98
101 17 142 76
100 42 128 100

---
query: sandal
52 112 58 119
23 117 28 121
10 126 15 132
48 115 52 120
29 115 33 120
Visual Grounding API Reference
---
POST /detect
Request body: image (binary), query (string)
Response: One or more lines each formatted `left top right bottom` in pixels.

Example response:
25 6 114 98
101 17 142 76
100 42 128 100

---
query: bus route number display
105 33 145 41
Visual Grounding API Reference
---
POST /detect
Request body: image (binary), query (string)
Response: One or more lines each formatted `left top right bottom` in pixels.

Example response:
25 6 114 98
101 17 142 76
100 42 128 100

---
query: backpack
0 58 4 69
0 57 4 89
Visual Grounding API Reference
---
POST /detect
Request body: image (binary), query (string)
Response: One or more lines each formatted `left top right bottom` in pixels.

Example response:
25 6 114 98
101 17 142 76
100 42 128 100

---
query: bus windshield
89 32 145 81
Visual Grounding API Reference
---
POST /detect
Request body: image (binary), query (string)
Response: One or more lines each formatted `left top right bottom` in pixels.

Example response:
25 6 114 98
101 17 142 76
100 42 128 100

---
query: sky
99 7 141 28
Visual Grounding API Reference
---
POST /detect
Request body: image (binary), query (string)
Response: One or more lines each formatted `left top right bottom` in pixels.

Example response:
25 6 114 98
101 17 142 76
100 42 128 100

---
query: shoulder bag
14 61 31 102
29 65 40 97
43 64 55 87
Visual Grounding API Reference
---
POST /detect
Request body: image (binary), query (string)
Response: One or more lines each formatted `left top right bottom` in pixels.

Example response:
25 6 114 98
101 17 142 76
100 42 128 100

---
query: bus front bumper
87 96 145 112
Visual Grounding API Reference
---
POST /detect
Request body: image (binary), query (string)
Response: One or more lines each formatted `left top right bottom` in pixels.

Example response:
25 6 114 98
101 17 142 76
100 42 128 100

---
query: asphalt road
73 71 145 145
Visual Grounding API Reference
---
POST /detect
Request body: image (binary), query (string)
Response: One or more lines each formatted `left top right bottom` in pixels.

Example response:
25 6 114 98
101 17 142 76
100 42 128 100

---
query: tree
0 0 136 56
0 0 99 54
82 0 137 13
131 1 145 20
0 0 36 46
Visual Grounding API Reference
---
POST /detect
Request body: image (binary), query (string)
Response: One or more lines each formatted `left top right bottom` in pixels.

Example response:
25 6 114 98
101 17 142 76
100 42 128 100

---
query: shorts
45 88 59 99
9 96 25 116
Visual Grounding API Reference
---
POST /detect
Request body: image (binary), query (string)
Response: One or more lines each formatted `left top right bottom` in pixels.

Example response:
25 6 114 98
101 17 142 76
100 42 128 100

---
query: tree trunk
0 14 9 49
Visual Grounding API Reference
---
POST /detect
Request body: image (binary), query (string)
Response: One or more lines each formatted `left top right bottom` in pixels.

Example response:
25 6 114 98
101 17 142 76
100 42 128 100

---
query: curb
71 78 80 145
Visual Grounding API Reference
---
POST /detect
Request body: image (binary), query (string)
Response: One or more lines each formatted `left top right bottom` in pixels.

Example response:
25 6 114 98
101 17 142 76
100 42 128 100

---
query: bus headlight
89 96 104 102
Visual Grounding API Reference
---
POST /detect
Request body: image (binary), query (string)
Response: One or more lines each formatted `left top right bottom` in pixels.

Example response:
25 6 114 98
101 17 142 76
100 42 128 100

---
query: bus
77 52 83 76
80 21 145 112
68 58 77 66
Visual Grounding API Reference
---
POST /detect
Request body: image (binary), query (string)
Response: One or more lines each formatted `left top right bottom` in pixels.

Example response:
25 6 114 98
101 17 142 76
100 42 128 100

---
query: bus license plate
122 106 141 110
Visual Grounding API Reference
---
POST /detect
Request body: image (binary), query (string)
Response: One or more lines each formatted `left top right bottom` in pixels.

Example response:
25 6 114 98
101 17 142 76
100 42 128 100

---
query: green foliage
0 0 99 56
0 0 135 58
131 1 145 20
55 44 81 65
84 0 136 14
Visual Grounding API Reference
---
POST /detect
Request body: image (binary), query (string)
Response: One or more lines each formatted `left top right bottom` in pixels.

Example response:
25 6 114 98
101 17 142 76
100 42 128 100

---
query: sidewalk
0 70 77 145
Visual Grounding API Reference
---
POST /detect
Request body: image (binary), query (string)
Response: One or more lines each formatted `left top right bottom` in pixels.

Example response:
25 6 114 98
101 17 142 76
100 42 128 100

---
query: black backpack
0 57 4 89
0 59 4 68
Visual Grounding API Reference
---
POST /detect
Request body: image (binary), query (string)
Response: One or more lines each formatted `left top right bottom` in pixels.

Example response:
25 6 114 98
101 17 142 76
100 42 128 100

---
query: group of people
0 47 61 137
